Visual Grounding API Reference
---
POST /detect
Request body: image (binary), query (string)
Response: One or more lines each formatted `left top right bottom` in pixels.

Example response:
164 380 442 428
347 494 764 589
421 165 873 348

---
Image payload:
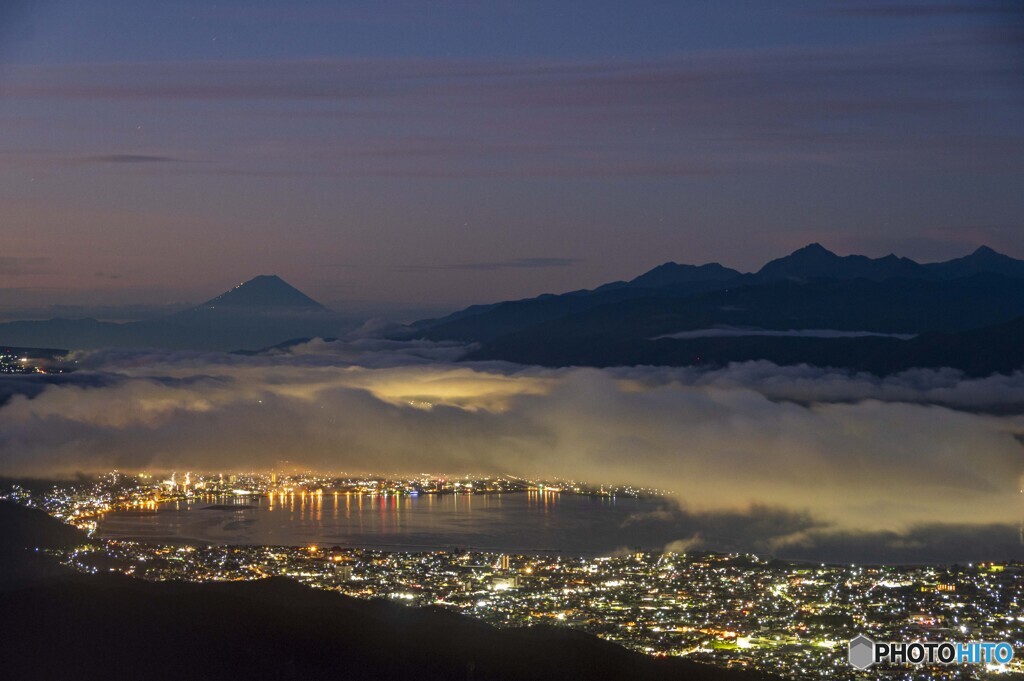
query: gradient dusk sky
1 1 1022 318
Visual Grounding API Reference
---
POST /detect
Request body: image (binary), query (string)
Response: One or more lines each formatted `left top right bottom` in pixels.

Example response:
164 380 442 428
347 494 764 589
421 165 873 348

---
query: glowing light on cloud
2 338 1021 562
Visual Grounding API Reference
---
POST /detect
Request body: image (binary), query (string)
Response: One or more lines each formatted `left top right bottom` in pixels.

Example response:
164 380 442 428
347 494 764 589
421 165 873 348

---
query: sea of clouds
1 337 1021 563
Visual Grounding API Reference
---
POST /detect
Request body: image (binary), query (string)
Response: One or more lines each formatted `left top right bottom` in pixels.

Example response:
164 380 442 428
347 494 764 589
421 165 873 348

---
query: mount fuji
0 276 357 352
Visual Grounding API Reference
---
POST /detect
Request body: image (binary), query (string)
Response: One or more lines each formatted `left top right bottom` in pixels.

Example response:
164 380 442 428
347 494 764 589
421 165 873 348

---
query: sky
0 0 1022 318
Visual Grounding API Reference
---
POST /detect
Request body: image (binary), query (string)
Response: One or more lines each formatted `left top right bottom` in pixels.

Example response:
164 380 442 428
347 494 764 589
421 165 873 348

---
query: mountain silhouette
0 276 357 351
4 245 1024 364
628 262 742 288
411 244 1024 375
922 245 1024 279
754 243 921 281
197 274 327 311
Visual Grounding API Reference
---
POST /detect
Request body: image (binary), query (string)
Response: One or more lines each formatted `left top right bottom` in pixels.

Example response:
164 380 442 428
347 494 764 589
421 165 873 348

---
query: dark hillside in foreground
0 503 87 590
0 502 770 681
0 502 86 552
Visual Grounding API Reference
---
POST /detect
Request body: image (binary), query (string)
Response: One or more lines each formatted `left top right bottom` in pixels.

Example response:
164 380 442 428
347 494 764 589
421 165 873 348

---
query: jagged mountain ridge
753 243 1024 282
753 243 922 281
414 244 1024 344
411 244 1024 375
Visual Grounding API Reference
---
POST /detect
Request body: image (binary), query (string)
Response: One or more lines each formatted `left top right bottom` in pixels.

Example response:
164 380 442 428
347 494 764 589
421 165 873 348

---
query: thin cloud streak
2 30 1020 179
399 258 580 272
81 154 187 164
0 257 51 277
830 1 1023 18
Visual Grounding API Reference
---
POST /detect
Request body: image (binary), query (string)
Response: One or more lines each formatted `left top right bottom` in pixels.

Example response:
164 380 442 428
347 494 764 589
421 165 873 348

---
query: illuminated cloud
1 339 1021 563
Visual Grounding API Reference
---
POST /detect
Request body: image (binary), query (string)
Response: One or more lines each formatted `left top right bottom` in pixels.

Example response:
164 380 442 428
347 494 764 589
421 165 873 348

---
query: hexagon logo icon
848 634 875 670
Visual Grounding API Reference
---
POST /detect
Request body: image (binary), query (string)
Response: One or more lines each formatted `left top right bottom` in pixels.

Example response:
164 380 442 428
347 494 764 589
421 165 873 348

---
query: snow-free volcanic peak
199 275 327 311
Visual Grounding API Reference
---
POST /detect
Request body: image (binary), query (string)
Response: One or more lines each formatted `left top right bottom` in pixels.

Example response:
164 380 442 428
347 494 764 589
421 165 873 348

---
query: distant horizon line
1 241 1022 323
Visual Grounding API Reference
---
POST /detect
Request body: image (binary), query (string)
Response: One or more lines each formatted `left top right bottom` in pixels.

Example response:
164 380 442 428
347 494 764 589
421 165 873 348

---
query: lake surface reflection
99 491 678 555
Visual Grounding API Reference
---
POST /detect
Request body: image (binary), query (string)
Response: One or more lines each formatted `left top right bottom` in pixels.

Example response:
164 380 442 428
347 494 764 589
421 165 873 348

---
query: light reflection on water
99 491 676 555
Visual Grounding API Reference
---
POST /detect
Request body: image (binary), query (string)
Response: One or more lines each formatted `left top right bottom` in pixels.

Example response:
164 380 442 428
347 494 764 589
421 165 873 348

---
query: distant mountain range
408 245 1024 376
0 275 358 352
4 245 1024 375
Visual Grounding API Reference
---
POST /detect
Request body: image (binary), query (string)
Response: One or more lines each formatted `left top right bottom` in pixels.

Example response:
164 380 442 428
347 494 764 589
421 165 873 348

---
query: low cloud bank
655 327 916 340
2 339 1021 562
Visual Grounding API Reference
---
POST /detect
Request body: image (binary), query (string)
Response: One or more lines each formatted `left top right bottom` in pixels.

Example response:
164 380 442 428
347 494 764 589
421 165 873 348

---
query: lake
98 491 678 555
